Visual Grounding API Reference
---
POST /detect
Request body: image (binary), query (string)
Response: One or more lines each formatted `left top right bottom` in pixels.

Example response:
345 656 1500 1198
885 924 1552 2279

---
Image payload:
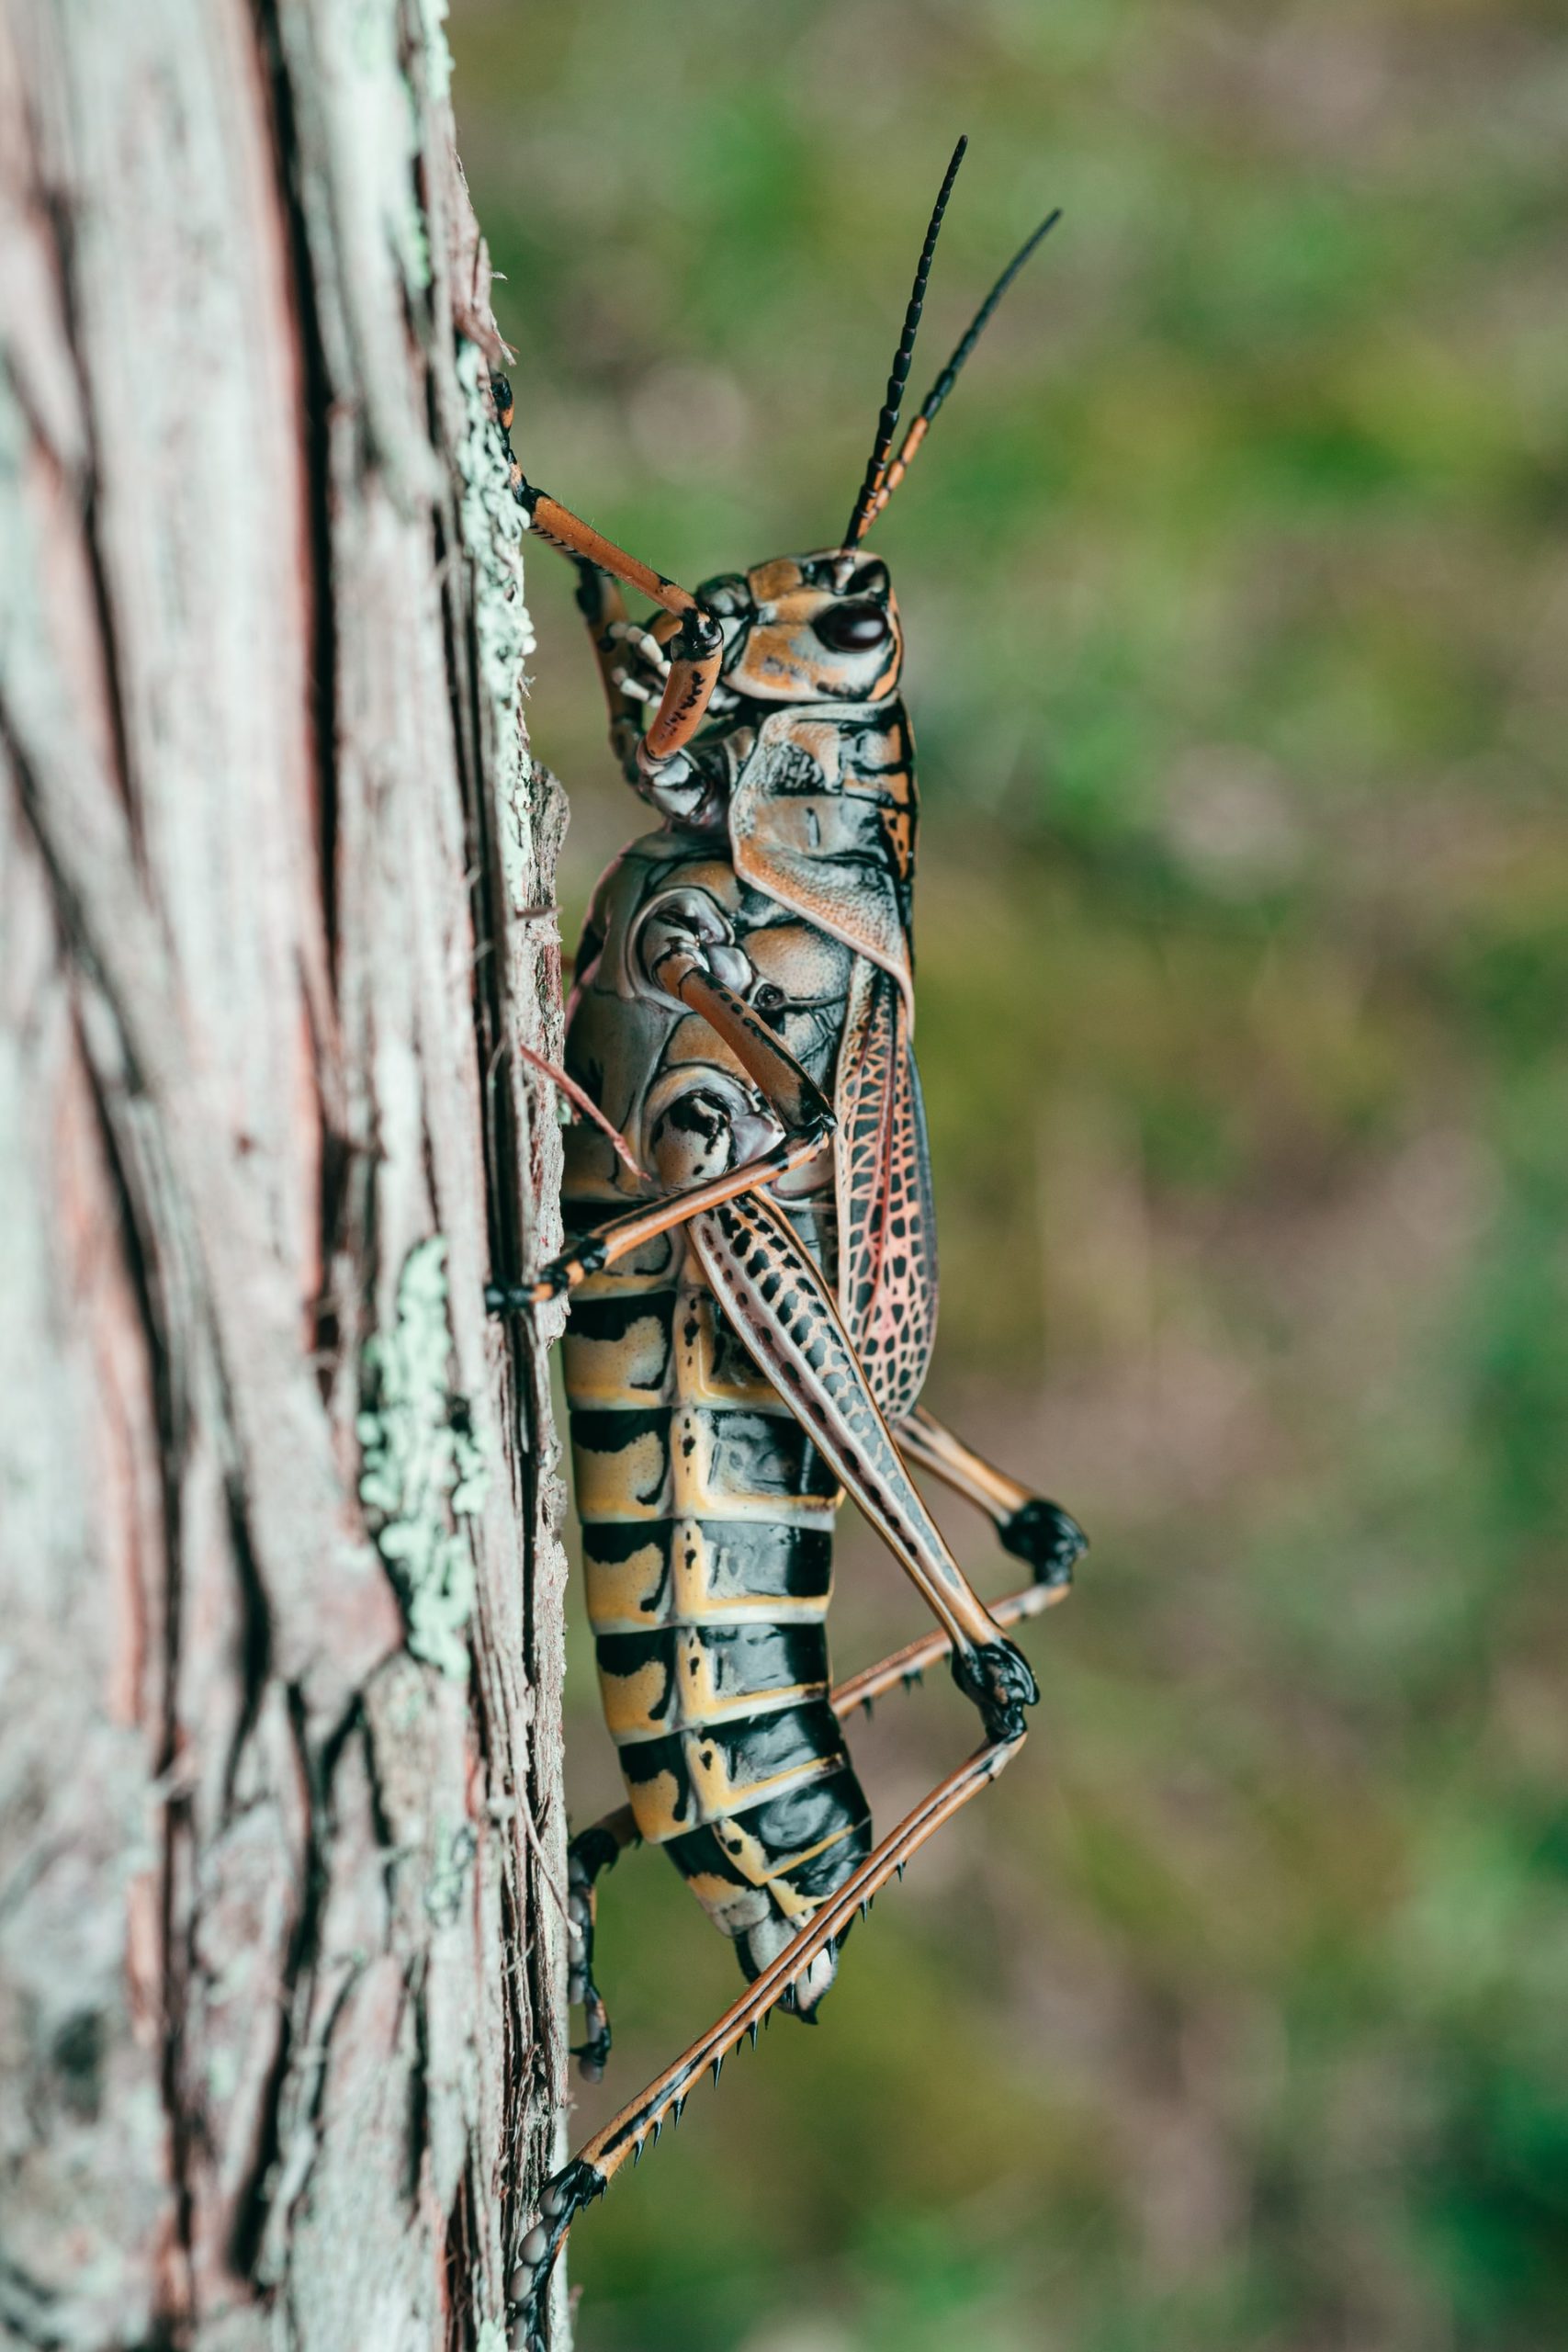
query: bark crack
250 0 341 987
28 177 137 842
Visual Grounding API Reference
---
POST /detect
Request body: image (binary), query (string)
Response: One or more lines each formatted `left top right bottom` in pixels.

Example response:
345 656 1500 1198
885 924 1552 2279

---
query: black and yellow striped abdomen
564 1204 873 1956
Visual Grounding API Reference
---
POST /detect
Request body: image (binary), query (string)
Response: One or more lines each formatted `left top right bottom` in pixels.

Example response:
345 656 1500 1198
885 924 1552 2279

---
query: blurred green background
448 5 1568 2346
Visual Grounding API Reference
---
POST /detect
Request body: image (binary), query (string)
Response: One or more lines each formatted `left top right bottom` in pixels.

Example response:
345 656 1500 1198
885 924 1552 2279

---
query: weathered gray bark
0 4 569 2346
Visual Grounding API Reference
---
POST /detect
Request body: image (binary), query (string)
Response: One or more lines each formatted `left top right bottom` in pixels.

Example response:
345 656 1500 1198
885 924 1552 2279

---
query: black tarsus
998 1494 1088 1587
842 133 968 548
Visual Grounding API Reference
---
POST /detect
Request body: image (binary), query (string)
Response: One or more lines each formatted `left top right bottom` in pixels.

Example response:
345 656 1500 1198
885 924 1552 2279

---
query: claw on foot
951 1634 1038 1745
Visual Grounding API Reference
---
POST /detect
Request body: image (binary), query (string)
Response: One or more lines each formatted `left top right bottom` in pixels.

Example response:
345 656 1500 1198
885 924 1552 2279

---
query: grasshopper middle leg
897 1402 1089 1586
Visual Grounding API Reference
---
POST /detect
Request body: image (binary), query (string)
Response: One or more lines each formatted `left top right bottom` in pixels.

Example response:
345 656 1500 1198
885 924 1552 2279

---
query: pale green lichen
455 335 535 869
350 0 392 74
358 1237 489 1679
419 0 454 103
475 2322 508 2352
424 1820 479 1928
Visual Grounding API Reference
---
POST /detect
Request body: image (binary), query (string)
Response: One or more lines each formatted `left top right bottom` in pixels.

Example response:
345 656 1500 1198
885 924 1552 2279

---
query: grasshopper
488 136 1086 2343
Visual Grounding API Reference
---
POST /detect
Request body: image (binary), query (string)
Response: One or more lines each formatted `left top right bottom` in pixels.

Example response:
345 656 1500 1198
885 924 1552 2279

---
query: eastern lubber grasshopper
488 138 1087 2343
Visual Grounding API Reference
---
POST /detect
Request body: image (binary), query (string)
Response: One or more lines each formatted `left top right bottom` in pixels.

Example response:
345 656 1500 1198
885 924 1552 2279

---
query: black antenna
916 206 1061 438
843 135 968 550
858 205 1063 535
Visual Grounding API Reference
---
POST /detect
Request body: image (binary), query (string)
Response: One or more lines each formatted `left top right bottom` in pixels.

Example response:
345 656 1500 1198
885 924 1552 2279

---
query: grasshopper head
638 147 1057 726
692 550 903 706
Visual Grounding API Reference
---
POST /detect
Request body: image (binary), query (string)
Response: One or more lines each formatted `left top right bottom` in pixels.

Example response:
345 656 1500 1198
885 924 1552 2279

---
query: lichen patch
358 1236 490 1678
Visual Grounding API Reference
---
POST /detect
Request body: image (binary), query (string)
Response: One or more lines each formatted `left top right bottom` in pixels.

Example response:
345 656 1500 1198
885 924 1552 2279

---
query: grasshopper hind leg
509 1732 1023 2347
897 1402 1089 1587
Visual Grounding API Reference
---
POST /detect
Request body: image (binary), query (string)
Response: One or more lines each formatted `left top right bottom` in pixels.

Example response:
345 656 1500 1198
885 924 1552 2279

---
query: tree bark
0 5 569 2346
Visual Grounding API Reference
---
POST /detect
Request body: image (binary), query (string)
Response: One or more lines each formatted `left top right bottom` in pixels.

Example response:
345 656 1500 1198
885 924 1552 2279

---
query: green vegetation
449 5 1568 2344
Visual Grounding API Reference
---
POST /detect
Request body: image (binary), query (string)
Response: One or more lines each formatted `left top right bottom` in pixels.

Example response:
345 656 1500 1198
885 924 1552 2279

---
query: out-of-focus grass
449 5 1568 2346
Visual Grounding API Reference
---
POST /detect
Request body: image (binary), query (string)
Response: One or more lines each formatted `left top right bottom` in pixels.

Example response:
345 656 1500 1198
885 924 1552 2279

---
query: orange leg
512 1729 1025 2348
515 479 723 763
483 1125 829 1307
829 1570 1074 1721
491 370 724 763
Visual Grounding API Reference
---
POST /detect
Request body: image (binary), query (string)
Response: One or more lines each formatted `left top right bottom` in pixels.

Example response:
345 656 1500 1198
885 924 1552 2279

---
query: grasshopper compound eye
814 602 891 652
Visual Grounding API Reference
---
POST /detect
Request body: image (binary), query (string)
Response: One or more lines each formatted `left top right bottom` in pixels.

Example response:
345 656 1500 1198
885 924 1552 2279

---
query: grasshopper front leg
490 374 725 775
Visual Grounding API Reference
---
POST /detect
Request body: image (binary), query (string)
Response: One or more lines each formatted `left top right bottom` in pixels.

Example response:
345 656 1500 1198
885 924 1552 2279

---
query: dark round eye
812 602 890 652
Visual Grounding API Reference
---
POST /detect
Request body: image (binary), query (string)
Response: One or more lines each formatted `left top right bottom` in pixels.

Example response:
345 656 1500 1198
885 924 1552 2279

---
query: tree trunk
0 5 569 2346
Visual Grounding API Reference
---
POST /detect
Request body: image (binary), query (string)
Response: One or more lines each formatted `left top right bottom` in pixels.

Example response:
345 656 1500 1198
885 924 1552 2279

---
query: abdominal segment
564 1208 873 1971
